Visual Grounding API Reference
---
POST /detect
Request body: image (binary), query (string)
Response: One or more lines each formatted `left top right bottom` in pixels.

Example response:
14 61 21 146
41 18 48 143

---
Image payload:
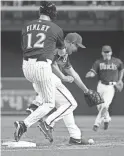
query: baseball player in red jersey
86 45 124 131
26 33 91 145
14 1 67 142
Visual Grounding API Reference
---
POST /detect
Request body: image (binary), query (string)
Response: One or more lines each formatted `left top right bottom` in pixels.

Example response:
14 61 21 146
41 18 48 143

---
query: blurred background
1 0 124 115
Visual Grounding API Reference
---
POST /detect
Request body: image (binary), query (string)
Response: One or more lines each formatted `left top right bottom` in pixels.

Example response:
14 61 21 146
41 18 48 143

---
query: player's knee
72 105 77 111
102 104 109 111
71 101 77 110
47 102 55 110
26 104 39 115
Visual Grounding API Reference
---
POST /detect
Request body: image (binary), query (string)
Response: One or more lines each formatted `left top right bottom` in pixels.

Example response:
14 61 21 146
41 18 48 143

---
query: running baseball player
86 45 124 131
14 1 67 142
26 33 91 145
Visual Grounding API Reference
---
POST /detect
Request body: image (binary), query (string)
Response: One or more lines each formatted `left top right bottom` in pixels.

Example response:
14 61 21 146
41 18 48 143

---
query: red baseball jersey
91 57 124 83
21 19 65 61
53 52 72 71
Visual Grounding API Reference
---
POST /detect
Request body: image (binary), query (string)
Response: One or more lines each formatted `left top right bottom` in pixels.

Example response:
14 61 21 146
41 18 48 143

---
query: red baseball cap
102 45 112 52
65 33 86 48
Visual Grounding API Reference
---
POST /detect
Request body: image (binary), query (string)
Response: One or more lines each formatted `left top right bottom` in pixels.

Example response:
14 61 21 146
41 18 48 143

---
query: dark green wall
1 31 124 115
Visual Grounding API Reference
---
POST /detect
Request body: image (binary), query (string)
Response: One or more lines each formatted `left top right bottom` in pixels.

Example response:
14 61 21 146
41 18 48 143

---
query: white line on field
2 143 124 152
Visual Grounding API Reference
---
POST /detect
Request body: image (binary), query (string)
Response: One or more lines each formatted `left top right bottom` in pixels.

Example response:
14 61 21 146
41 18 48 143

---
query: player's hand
115 80 124 92
85 71 95 78
62 76 74 83
54 48 67 56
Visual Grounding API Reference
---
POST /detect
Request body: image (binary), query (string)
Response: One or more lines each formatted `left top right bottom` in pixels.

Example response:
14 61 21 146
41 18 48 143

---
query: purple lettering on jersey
100 63 117 70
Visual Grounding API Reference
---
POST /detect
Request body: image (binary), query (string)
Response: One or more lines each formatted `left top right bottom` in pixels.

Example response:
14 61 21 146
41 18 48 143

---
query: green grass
1 116 124 156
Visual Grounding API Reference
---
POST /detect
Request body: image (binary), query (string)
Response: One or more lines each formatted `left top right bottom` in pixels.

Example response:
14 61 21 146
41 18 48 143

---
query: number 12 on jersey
27 33 46 49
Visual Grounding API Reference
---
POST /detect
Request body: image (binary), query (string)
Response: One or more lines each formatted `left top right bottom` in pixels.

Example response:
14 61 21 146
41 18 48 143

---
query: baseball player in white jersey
14 1 67 142
86 45 124 131
26 33 92 145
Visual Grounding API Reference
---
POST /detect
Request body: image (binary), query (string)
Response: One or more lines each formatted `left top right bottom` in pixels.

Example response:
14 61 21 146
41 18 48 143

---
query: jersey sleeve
56 28 65 50
90 60 100 74
118 59 124 70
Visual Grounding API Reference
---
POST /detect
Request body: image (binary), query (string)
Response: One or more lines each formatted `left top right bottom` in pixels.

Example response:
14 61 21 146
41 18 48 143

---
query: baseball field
1 116 124 156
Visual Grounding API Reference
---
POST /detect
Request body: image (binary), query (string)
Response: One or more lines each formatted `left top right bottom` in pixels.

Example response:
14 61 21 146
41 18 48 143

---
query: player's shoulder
22 20 37 31
112 57 123 63
25 19 37 27
50 21 63 32
49 21 61 28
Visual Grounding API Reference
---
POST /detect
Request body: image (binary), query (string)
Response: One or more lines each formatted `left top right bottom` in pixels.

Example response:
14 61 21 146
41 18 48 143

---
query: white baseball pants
22 59 55 127
32 74 81 139
94 81 115 126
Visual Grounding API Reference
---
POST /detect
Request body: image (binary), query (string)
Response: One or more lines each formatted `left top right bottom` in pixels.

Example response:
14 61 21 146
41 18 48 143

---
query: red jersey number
27 33 46 49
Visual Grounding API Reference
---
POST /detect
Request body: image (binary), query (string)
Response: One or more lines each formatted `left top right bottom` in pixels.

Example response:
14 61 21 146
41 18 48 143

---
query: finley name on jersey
27 24 50 32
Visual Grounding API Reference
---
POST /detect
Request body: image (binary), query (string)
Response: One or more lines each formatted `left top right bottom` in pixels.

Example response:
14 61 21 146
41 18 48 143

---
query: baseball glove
114 81 124 92
84 90 104 107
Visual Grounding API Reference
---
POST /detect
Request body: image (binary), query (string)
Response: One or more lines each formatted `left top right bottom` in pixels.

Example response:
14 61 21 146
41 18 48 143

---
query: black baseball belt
23 54 47 62
100 81 116 85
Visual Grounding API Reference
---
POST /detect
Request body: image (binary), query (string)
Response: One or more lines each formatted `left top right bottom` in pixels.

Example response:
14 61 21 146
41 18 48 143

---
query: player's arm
118 60 124 82
52 61 74 83
64 67 89 93
85 71 96 78
85 60 99 78
118 69 124 82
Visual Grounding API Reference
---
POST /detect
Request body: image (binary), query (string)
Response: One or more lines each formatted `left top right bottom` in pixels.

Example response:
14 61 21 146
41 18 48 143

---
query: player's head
39 1 57 20
64 33 86 55
101 45 112 60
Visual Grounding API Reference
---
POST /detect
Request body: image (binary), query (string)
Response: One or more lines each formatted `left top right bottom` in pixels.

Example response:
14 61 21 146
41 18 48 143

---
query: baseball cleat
93 125 99 132
38 121 53 142
69 137 89 145
26 104 38 115
14 121 27 142
104 122 109 130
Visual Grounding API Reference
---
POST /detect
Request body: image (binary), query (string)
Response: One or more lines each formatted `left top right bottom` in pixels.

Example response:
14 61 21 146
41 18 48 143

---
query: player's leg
102 86 115 129
45 80 77 126
23 61 55 127
38 76 78 142
39 87 89 145
93 82 105 131
64 113 80 139
63 113 89 145
25 88 88 144
94 82 115 131
26 84 42 114
93 104 105 131
14 60 37 141
14 60 55 141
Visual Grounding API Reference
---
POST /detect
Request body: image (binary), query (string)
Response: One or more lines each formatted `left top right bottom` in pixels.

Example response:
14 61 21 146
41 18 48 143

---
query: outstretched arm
85 60 99 78
64 67 89 93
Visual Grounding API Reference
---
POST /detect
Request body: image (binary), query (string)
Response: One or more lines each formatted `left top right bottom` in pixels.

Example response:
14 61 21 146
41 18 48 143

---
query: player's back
22 19 64 61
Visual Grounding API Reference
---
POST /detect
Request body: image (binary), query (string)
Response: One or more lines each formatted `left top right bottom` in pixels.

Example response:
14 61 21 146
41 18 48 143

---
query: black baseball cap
102 45 112 53
65 33 86 48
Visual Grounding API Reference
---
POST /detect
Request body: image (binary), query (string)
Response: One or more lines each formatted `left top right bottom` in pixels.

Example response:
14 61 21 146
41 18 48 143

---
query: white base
2 141 36 148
